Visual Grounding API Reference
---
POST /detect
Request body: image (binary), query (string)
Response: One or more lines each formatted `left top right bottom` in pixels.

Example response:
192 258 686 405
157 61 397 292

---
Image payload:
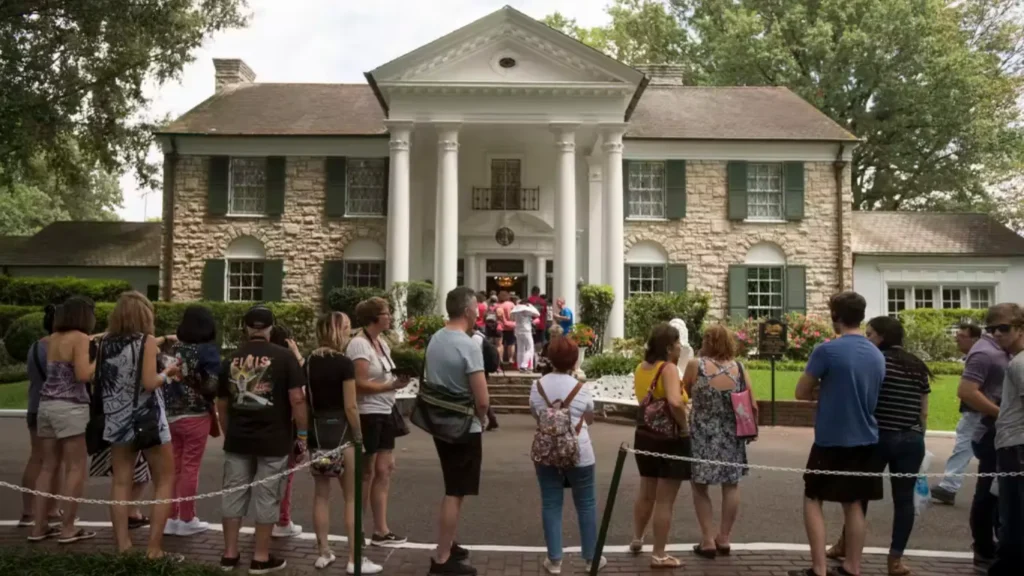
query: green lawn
747 369 960 431
0 381 28 409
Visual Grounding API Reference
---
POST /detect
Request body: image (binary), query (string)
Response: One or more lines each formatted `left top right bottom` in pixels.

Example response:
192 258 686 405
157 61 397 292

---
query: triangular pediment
370 6 642 87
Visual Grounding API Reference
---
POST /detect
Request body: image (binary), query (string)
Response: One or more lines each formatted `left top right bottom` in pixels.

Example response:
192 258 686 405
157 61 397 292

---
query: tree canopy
545 0 1024 215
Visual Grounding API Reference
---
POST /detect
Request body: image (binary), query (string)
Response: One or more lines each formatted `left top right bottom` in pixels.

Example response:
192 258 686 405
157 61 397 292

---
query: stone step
487 384 532 395
489 394 530 407
491 404 532 415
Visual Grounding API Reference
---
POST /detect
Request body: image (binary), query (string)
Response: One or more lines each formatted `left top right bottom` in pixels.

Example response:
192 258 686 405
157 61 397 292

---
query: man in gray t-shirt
989 304 1024 574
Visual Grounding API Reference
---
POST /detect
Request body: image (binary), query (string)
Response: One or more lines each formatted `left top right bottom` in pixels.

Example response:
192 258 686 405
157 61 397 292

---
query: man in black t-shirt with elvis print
216 306 307 574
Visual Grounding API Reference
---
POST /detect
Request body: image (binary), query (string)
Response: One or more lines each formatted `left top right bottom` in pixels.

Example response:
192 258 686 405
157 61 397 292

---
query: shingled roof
852 212 1024 256
158 83 855 142
0 222 161 267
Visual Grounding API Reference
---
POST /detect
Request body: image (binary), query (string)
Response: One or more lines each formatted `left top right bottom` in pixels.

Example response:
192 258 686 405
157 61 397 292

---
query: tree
545 0 1024 213
544 0 688 65
0 0 249 192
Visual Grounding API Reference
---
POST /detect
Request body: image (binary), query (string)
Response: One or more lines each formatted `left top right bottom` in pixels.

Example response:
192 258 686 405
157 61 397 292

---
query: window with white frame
227 261 264 302
346 158 387 216
228 157 267 215
747 163 784 221
628 266 665 296
886 285 994 314
627 161 666 219
489 158 522 210
747 266 783 319
887 288 907 317
344 261 384 288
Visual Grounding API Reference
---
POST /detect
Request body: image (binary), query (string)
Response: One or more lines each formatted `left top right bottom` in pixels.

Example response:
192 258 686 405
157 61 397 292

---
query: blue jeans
535 464 598 562
938 412 982 493
971 426 1000 558
990 446 1024 575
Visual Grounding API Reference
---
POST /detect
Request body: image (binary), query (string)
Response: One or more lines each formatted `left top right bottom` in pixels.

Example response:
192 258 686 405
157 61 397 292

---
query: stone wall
170 156 387 305
624 160 852 318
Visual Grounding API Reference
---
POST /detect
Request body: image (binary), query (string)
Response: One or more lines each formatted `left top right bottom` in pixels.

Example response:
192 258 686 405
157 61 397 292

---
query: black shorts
634 429 692 480
804 443 884 503
27 412 38 430
434 434 482 497
361 413 397 456
501 331 516 346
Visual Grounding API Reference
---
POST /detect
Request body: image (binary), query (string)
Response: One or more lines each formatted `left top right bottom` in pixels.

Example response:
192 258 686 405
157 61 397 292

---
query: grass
0 380 28 409
0 549 228 575
747 369 960 432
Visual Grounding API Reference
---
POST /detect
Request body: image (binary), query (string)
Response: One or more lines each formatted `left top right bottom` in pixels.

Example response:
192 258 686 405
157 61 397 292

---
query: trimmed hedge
624 291 711 351
899 308 986 361
326 286 388 326
0 276 133 306
0 363 27 384
581 353 964 378
0 305 40 335
391 345 425 378
3 313 47 362
0 549 225 575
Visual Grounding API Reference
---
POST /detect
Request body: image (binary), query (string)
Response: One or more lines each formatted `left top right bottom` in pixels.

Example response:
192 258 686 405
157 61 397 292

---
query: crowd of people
13 285 1024 576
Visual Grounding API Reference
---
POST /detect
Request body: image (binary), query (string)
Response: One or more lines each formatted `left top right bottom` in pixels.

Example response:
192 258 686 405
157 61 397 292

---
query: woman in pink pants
162 306 221 537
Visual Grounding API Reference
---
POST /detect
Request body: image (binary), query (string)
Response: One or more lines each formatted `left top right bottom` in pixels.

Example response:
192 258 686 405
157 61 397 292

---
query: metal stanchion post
353 441 363 576
770 355 777 426
590 444 628 576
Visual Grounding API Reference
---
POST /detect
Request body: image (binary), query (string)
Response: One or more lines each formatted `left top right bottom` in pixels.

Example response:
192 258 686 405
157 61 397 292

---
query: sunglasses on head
985 324 1014 335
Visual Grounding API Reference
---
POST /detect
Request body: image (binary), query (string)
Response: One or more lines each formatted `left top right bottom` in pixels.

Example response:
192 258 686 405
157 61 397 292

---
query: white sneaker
272 522 302 538
177 517 210 536
543 558 562 574
347 558 383 575
163 519 181 536
314 551 336 570
585 556 608 573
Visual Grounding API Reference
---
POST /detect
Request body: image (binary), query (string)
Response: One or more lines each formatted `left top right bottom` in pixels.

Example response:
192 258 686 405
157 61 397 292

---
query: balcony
472 187 540 211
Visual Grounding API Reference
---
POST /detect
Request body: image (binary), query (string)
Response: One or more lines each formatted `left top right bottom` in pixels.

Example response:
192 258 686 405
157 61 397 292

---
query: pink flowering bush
725 312 833 360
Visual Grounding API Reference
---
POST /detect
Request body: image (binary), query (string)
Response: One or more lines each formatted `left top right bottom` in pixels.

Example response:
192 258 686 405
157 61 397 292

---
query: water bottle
914 450 934 516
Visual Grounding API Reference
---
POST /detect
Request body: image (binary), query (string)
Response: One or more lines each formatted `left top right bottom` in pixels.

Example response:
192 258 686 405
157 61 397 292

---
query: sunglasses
984 324 1014 335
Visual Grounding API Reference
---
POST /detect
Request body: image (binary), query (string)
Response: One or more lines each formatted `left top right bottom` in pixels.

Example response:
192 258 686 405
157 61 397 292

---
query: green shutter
202 260 226 301
784 162 805 220
325 157 347 217
265 156 286 217
263 260 284 302
727 161 748 221
785 265 807 314
207 156 230 216
322 260 346 302
624 264 631 299
622 159 630 219
666 264 687 293
727 265 748 319
382 157 390 216
665 160 686 219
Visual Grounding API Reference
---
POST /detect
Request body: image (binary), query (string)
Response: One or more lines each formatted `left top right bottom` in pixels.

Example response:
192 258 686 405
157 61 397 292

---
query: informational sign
757 319 788 358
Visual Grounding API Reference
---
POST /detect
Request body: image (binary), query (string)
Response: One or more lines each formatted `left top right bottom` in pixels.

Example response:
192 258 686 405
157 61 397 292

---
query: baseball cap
243 305 275 330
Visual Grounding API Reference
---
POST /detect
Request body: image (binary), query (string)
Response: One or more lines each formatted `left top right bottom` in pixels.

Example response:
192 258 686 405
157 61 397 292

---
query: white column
465 254 479 291
534 255 547 293
552 124 578 313
385 122 412 289
434 124 460 313
602 125 626 341
586 158 603 284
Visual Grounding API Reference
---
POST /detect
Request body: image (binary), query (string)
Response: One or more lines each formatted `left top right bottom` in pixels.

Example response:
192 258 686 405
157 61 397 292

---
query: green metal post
590 444 629 576
771 355 777 426
353 441 363 576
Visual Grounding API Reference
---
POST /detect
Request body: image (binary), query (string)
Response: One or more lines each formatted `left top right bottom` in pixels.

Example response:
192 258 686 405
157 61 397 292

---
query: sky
118 0 611 221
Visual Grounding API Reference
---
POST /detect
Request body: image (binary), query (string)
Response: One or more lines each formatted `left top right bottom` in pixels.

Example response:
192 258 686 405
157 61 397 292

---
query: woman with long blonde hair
306 312 381 574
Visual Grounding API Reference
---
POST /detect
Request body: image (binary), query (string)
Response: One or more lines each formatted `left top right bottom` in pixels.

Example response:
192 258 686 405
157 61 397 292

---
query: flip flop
128 515 151 530
651 555 681 568
26 527 61 542
58 528 97 544
692 544 717 559
714 538 731 556
629 537 644 555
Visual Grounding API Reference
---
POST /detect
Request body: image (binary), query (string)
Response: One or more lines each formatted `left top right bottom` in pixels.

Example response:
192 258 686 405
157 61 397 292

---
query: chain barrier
0 444 347 507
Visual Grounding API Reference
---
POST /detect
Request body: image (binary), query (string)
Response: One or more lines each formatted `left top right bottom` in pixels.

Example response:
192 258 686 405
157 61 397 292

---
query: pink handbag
731 363 759 440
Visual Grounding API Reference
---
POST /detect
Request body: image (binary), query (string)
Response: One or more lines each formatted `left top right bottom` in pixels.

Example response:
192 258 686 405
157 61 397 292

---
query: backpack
484 305 499 330
476 331 500 375
530 380 585 469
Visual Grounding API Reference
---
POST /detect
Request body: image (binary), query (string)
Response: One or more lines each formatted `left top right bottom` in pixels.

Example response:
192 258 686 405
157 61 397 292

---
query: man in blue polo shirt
790 291 885 576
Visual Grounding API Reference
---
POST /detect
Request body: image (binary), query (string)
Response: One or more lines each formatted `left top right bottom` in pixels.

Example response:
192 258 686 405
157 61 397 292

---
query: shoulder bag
731 362 759 440
409 336 476 444
636 362 682 439
86 338 109 455
132 335 164 452
308 351 350 477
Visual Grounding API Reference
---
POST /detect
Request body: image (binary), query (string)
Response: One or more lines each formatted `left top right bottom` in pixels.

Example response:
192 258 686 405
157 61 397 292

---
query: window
146 285 160 302
942 288 962 309
346 158 387 216
627 161 666 219
887 288 907 317
746 163 783 220
970 288 992 308
227 261 264 301
627 266 665 297
887 285 994 313
914 288 934 309
747 267 783 319
345 261 384 288
457 259 465 287
488 158 522 210
228 157 267 215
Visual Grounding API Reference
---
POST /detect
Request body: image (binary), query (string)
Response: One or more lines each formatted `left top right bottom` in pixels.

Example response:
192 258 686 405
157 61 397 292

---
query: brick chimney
634 63 686 86
213 59 256 93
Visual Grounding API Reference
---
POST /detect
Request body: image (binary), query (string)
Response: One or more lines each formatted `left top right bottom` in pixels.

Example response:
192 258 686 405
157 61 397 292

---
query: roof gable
852 212 1024 256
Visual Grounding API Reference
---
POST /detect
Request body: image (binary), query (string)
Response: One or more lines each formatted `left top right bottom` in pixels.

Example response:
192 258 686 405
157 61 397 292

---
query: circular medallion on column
495 226 515 246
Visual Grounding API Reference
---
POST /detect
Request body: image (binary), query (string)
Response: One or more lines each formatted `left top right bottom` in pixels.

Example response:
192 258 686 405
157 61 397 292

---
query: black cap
243 305 275 330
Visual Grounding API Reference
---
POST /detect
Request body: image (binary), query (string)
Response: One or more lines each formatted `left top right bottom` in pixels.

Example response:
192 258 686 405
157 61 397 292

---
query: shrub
0 548 225 575
390 281 437 319
899 308 985 361
391 344 425 378
326 286 389 326
578 284 614 350
726 312 834 361
0 304 43 335
0 275 132 306
581 353 640 378
624 291 711 351
4 313 47 362
609 337 644 357
0 363 27 383
403 315 446 350
742 359 963 375
569 323 597 349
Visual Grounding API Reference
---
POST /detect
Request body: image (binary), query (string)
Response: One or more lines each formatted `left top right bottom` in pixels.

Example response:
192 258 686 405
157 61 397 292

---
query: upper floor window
229 157 267 215
747 163 783 221
346 158 387 216
627 161 666 219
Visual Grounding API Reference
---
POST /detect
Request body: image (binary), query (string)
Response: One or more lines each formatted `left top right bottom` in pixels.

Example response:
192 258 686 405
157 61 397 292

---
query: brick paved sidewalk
0 526 976 575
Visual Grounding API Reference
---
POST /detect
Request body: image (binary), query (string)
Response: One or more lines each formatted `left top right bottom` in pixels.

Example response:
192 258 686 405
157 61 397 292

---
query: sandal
692 544 717 559
651 555 682 568
58 528 97 544
628 537 644 555
27 527 61 542
826 537 845 560
714 537 731 556
128 515 151 530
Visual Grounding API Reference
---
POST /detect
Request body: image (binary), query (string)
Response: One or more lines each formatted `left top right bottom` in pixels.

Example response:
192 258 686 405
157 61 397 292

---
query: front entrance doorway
485 258 527 298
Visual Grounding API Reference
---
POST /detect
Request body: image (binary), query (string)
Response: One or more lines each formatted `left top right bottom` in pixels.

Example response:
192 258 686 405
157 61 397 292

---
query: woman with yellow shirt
629 323 691 569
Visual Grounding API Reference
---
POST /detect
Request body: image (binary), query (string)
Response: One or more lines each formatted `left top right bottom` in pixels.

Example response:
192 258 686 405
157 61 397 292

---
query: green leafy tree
0 0 249 192
544 0 688 65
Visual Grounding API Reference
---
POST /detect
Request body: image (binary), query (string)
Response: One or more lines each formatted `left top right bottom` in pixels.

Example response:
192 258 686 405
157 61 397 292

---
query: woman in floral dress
683 324 756 559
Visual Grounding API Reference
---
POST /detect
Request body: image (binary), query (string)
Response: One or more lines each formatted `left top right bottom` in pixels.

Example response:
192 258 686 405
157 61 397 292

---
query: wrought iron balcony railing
471 187 540 211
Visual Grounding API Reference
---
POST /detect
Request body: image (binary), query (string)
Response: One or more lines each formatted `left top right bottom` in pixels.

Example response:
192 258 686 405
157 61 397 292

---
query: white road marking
0 520 973 559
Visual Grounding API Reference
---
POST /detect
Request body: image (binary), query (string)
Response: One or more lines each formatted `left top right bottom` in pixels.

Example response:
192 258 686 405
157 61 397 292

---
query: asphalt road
0 416 977 553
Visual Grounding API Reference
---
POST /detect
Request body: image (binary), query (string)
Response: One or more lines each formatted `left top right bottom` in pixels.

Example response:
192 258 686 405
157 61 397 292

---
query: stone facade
624 160 853 318
169 156 387 305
